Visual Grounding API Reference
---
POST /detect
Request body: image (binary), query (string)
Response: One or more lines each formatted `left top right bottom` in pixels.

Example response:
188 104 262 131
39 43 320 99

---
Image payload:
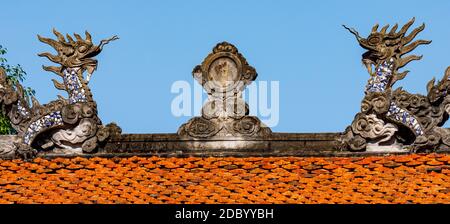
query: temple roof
1 154 449 204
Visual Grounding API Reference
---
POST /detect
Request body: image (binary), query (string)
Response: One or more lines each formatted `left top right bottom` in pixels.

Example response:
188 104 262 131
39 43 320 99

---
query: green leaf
0 44 35 135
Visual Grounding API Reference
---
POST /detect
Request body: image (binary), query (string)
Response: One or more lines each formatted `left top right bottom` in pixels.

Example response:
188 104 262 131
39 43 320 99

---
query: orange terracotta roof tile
0 154 450 204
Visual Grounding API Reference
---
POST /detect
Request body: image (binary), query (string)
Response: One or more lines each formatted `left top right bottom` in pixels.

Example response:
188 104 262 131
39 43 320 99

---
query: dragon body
338 18 450 152
0 29 121 158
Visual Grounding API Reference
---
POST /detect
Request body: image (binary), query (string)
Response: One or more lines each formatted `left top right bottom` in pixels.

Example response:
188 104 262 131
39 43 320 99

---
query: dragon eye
78 45 87 53
368 36 381 45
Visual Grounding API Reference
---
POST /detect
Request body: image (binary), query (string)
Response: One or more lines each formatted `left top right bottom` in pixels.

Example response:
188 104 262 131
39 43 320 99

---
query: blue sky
2 0 450 133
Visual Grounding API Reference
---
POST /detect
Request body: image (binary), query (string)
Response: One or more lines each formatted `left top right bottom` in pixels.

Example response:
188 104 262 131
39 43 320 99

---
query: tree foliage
0 45 35 135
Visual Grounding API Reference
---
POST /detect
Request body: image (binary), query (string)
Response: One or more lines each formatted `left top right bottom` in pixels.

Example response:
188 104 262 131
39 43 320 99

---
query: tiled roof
0 154 449 204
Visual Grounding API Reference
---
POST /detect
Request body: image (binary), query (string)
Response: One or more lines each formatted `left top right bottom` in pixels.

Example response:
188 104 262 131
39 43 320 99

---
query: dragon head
38 29 118 75
427 67 450 104
344 18 431 78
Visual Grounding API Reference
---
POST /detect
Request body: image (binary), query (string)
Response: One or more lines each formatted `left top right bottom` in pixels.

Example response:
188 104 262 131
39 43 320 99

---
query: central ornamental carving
178 42 272 138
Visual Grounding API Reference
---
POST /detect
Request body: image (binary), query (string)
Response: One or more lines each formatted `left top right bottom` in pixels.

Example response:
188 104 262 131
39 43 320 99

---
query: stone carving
0 135 21 159
351 114 398 143
0 29 121 158
337 18 450 152
178 42 271 138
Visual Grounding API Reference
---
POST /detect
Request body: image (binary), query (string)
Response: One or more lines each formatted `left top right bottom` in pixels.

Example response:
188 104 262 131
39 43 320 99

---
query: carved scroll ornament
178 42 271 138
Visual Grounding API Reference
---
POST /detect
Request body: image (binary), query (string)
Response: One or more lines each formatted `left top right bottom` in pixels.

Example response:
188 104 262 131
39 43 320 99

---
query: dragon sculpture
338 18 450 152
0 29 121 159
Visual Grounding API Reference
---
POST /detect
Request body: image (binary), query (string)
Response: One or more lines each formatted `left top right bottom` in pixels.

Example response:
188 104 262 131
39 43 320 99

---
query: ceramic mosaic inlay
64 68 87 104
365 58 394 93
17 99 30 118
23 111 63 144
338 18 450 152
387 102 424 135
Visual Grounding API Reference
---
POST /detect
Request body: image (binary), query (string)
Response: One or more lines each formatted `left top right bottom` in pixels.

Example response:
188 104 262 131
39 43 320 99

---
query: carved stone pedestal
178 42 271 140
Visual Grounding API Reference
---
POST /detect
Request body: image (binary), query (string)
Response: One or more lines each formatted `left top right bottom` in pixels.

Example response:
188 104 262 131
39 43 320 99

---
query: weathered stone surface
339 18 450 153
0 135 20 159
0 30 120 159
178 42 271 139
35 132 424 158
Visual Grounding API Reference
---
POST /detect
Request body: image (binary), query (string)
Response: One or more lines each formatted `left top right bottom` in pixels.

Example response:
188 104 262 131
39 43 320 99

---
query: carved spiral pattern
361 92 390 114
61 104 79 124
80 118 98 138
232 117 261 136
409 95 422 108
351 114 397 143
427 134 441 146
419 117 433 130
394 90 412 108
348 135 367 151
81 104 95 118
185 117 220 138
213 42 238 53
352 114 372 134
82 136 98 153
96 126 110 142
